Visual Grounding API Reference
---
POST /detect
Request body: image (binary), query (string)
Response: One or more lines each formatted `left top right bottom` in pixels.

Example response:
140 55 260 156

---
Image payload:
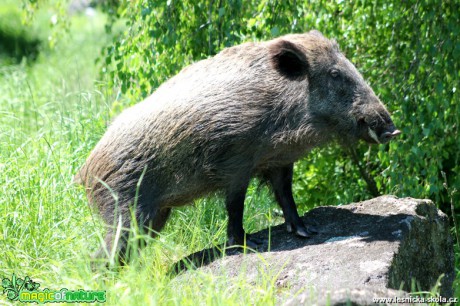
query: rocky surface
174 196 455 305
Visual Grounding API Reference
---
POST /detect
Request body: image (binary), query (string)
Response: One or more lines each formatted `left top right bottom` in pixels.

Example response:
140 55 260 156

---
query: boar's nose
378 126 402 144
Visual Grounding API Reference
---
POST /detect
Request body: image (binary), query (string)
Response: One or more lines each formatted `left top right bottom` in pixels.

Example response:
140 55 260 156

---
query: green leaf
218 7 225 18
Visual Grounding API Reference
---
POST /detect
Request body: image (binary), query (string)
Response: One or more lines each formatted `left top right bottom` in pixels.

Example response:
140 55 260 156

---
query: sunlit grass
1 2 457 305
0 5 293 306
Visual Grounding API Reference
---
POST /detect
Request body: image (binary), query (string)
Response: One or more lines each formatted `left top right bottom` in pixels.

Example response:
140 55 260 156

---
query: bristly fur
76 30 398 261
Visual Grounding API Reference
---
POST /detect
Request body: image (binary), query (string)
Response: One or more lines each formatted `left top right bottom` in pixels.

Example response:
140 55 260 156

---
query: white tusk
368 127 380 144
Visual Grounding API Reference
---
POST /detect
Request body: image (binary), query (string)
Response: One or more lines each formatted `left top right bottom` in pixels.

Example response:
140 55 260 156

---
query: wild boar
76 30 400 262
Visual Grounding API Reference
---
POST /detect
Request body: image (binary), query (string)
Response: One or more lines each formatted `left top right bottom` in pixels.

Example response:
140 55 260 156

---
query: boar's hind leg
267 164 317 237
145 207 172 238
225 180 260 249
121 206 172 261
94 206 171 265
92 217 131 265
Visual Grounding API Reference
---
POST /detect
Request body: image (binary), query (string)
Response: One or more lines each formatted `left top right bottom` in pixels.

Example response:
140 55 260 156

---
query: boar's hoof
305 224 319 235
227 236 262 250
286 222 317 237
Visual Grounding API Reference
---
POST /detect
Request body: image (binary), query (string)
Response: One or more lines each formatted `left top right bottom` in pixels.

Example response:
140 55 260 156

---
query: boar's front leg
225 180 260 249
267 164 318 237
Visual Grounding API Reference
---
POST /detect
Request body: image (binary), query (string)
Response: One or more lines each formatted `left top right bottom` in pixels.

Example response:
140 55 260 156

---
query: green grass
0 5 291 305
0 3 458 305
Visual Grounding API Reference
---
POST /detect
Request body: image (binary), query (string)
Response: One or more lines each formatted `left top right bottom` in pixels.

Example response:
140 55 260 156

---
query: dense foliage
3 0 458 300
102 0 459 218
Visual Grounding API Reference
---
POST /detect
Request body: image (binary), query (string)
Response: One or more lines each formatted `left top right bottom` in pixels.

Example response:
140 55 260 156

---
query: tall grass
1 3 457 305
0 6 291 305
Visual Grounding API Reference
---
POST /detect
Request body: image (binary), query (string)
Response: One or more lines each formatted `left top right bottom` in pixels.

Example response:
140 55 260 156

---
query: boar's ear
269 40 308 79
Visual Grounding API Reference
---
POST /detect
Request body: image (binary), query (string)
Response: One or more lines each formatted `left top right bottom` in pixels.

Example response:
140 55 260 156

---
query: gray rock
174 196 455 305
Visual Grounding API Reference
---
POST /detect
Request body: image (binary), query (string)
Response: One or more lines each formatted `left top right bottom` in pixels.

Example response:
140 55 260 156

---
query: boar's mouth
356 117 401 144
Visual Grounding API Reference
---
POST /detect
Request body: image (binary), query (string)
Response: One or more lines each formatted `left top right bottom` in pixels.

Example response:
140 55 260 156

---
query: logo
2 274 106 304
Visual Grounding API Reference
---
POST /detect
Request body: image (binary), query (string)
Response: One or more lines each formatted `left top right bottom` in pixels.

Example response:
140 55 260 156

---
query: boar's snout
356 103 401 144
379 127 402 143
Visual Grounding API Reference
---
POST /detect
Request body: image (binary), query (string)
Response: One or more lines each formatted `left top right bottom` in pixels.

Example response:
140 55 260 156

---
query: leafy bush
102 0 459 220
4 0 457 301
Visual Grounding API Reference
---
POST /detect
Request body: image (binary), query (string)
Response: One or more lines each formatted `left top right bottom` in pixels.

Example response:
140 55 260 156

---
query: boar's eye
329 69 340 78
